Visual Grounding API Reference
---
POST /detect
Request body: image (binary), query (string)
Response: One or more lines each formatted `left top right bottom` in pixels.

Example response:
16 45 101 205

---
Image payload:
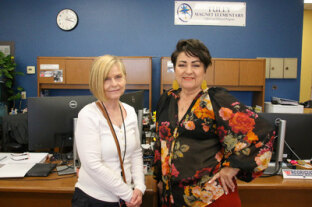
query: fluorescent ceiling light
305 0 312 3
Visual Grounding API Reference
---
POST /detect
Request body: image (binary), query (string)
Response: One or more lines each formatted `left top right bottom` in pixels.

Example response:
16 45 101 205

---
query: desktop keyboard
282 169 312 179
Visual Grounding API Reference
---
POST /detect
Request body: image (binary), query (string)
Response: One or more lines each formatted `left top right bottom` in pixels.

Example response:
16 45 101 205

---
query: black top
153 87 275 206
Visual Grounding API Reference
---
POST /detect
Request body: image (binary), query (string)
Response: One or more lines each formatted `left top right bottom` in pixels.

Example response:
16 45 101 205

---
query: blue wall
0 0 304 110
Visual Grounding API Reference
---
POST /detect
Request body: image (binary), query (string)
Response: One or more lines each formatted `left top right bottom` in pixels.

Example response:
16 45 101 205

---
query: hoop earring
201 80 208 90
172 80 179 90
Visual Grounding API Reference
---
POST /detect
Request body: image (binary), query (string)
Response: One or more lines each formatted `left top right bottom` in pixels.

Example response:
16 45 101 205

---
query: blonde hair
89 55 126 102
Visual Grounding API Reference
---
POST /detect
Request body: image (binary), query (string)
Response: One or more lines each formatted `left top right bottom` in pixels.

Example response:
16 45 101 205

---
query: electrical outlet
27 66 35 74
21 91 26 99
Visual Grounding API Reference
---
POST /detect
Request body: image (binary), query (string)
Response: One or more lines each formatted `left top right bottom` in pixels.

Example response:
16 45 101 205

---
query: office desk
0 173 157 207
238 176 312 207
1 174 311 207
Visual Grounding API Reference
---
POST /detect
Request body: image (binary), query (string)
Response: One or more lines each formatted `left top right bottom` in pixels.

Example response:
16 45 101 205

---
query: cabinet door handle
285 67 289 70
271 67 275 70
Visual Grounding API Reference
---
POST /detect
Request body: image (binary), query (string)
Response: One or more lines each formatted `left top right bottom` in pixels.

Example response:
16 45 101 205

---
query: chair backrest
2 113 28 152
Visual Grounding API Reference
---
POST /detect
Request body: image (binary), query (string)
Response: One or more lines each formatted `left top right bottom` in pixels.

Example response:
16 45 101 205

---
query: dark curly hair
171 39 212 72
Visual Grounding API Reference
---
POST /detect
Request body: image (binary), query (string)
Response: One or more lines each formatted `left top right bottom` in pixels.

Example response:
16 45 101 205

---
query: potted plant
0 51 24 112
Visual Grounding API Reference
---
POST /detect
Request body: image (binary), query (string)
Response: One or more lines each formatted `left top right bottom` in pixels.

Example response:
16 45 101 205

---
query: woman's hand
126 188 143 207
209 167 240 195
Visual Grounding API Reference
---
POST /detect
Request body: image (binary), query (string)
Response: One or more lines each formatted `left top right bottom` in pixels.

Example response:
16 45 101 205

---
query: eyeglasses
10 153 29 161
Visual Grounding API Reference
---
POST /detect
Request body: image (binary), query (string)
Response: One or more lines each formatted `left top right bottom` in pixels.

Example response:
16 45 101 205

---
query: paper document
0 152 48 164
0 163 36 178
0 152 48 178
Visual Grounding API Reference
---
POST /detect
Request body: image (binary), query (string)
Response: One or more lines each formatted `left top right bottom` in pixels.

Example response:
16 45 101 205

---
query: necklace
101 102 127 163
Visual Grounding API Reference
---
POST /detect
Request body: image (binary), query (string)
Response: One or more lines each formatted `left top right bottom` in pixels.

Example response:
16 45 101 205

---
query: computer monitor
27 90 145 151
259 112 312 160
28 95 96 151
120 90 144 113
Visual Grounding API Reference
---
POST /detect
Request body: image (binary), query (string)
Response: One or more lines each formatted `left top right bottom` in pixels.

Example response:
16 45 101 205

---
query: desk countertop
237 175 312 190
0 173 157 194
1 173 312 193
0 173 76 193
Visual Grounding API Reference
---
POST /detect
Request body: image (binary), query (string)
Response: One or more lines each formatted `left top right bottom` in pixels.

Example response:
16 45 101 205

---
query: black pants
72 187 120 207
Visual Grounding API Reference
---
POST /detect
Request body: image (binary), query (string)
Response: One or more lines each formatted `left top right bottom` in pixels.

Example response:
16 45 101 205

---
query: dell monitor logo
69 100 78 109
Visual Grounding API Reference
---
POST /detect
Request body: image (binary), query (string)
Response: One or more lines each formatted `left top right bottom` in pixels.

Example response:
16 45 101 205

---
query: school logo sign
177 3 193 22
174 1 246 26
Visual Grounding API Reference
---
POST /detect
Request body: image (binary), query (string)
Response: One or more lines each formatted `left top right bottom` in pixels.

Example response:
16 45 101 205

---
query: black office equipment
120 90 144 113
26 163 57 177
259 113 312 160
27 91 145 152
28 95 96 151
2 113 28 152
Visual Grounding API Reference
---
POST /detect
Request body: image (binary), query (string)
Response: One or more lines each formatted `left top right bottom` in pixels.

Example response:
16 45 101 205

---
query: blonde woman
72 55 145 207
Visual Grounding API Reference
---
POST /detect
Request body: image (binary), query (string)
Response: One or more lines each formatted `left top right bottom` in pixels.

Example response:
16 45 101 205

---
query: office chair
2 113 28 152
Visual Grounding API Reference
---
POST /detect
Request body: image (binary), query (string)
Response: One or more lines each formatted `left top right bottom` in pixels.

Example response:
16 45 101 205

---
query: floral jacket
153 87 275 207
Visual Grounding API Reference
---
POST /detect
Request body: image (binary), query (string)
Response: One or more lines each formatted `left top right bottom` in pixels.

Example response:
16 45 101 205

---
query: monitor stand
263 162 291 175
263 118 287 175
57 118 79 176
56 165 75 175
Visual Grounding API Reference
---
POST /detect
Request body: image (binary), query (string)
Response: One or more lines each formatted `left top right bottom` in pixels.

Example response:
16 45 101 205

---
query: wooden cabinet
205 61 214 85
160 57 266 109
121 57 151 85
214 60 240 86
239 60 265 86
65 58 94 84
37 56 152 109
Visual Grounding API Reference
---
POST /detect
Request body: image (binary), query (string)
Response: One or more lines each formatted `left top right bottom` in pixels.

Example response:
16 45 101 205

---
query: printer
264 97 304 113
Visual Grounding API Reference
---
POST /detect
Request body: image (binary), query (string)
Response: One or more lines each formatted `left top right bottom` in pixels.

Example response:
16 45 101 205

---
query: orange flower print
184 186 191 196
161 140 168 158
244 130 259 143
222 161 230 167
202 123 210 132
193 100 200 110
193 100 214 120
231 101 240 106
234 142 247 152
199 190 214 204
171 163 180 177
159 122 172 140
219 107 233 121
194 107 214 120
184 180 224 206
204 181 224 200
246 109 258 118
254 150 272 172
217 126 227 141
192 201 207 207
162 158 170 176
229 112 255 134
255 142 263 148
185 121 195 130
191 186 202 198
153 149 161 163
194 168 212 179
214 151 223 162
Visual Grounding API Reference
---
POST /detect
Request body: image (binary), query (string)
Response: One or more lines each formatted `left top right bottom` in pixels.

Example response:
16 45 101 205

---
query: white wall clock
56 9 78 31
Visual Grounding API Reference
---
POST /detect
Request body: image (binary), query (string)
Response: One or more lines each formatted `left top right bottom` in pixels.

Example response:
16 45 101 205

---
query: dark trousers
72 187 120 207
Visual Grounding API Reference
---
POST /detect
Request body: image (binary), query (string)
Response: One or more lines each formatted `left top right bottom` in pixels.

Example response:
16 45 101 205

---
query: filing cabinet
259 57 297 79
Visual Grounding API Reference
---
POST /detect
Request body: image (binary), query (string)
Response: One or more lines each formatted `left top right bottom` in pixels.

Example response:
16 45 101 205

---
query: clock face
56 9 78 31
